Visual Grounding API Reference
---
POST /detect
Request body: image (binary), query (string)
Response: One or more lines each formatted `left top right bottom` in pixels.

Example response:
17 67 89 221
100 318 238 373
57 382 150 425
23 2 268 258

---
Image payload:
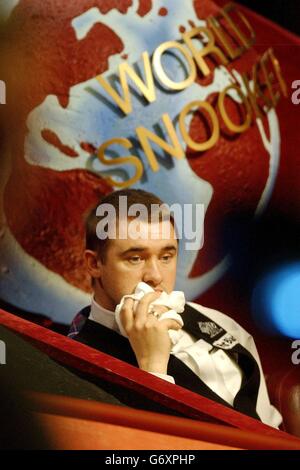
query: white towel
115 282 185 346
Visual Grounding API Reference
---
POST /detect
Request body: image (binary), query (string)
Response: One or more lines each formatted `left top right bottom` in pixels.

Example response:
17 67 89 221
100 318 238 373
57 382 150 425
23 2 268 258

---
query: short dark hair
85 189 175 262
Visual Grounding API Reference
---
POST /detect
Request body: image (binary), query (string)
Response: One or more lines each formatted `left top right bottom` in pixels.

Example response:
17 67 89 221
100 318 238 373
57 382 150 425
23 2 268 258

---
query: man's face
94 219 178 310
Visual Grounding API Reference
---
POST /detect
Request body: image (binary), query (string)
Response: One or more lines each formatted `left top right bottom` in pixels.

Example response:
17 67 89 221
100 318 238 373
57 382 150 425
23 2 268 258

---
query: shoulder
68 305 91 338
186 302 282 427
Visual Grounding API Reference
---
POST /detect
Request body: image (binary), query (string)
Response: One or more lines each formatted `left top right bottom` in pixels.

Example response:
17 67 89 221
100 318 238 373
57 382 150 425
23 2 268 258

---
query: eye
128 255 143 264
161 254 173 262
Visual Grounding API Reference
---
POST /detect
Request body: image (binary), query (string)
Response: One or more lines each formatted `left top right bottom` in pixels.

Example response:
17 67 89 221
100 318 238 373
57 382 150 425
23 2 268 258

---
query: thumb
160 319 183 331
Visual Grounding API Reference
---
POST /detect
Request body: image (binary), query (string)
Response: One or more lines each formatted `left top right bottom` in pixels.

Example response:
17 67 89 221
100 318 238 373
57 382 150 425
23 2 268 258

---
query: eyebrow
120 245 177 256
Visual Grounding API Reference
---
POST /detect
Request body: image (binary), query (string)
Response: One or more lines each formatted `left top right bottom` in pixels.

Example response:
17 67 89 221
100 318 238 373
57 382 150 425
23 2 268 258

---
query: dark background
237 0 300 35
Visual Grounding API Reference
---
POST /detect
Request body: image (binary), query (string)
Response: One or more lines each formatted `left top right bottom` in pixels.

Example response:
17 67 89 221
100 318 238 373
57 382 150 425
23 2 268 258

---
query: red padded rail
29 392 300 450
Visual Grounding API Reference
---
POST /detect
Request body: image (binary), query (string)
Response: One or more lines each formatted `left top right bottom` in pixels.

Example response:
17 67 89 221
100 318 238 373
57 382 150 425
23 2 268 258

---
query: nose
142 258 163 286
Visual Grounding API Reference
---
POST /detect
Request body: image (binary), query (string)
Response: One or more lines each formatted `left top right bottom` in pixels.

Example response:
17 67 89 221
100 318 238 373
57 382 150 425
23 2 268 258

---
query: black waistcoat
73 303 261 421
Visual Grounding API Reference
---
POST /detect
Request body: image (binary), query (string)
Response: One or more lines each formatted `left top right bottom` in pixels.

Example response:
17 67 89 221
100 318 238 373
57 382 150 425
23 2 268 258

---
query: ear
84 249 102 279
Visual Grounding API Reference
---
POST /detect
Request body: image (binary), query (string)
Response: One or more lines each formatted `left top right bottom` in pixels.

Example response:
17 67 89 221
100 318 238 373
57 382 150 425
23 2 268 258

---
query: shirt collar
89 297 119 333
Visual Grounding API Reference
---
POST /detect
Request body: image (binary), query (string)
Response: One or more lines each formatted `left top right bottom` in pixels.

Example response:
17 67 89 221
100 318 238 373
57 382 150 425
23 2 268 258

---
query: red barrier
29 392 300 450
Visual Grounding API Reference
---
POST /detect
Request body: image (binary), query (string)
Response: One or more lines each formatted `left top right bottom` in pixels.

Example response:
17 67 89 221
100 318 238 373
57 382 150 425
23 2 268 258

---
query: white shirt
89 298 282 428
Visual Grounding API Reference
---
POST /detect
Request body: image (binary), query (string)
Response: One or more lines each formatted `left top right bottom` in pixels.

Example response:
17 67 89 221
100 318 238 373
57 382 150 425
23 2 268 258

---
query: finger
119 297 134 332
154 305 169 315
144 316 157 329
134 291 161 326
159 319 183 331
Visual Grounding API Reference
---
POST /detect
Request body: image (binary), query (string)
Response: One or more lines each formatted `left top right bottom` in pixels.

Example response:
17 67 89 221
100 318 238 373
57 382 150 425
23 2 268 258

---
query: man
68 189 282 428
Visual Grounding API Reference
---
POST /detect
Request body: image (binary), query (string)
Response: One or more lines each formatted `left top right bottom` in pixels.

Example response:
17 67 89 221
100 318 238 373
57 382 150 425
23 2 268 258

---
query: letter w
96 52 156 115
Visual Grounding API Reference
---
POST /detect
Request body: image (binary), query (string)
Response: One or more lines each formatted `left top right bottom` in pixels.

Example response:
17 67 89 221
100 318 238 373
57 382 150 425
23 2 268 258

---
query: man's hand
120 292 182 374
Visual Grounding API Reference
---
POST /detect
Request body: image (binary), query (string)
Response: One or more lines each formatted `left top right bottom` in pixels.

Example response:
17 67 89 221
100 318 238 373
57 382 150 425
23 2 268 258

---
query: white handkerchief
115 282 185 346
